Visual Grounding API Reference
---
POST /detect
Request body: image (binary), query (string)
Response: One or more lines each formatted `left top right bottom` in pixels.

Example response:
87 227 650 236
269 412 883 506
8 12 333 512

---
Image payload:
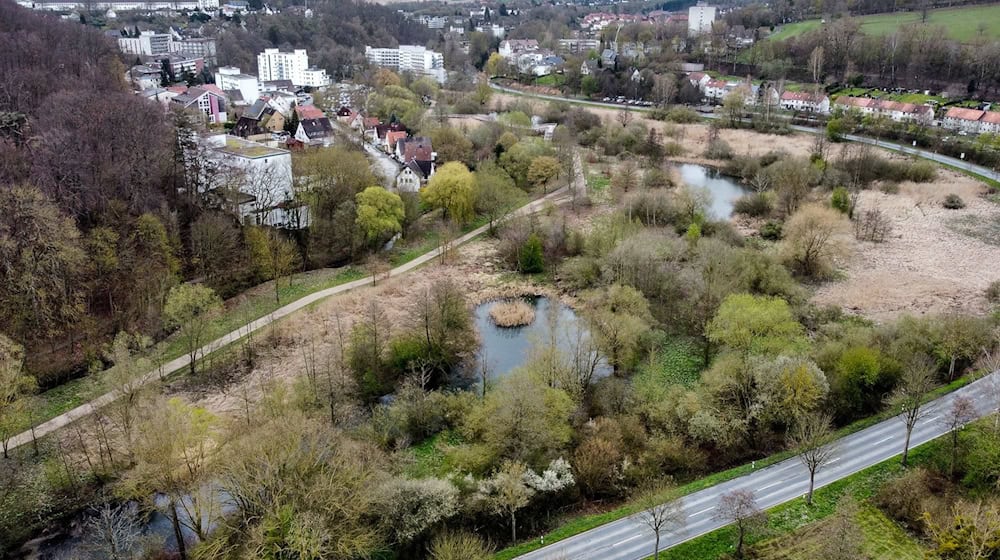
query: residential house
558 38 600 55
396 136 434 167
941 107 1000 134
232 98 284 138
779 91 831 114
384 130 408 152
395 161 429 192
499 39 539 58
942 107 986 133
835 96 934 125
138 87 178 107
687 71 710 91
129 65 163 90
600 49 618 68
374 122 407 145
704 79 728 101
294 117 335 146
580 59 598 76
199 133 307 228
335 106 355 123
295 104 326 120
171 86 227 123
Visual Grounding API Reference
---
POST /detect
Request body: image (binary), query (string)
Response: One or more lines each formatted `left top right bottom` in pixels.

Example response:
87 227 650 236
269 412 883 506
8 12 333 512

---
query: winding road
6 185 571 452
517 371 1000 560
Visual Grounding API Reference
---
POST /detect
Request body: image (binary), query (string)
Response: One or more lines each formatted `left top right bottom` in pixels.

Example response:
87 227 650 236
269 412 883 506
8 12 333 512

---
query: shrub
760 220 783 240
986 280 1000 305
558 256 602 289
704 138 734 160
879 180 900 194
942 193 966 209
733 192 774 218
662 142 684 157
643 167 673 189
518 233 544 273
830 186 851 214
905 161 936 182
854 205 893 243
662 106 700 123
489 300 536 328
874 468 936 525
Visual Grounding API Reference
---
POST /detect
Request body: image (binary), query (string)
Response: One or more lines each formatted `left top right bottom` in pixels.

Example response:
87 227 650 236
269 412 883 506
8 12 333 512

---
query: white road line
687 507 714 518
612 534 641 547
757 480 784 491
873 436 893 444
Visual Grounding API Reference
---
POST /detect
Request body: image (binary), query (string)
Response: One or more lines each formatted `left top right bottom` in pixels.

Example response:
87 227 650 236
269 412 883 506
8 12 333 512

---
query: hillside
769 3 1000 42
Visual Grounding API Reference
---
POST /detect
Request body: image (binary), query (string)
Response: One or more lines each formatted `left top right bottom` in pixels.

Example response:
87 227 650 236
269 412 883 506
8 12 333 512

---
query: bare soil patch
812 170 1000 321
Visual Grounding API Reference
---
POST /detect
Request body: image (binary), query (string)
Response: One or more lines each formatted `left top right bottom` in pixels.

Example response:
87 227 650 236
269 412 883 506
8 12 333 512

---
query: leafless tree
713 489 766 559
942 395 977 478
80 502 158 560
789 412 837 505
636 486 686 560
890 356 937 466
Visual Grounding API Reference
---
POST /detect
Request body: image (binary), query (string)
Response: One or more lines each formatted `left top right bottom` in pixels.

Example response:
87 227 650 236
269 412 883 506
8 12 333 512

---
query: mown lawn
767 4 1000 43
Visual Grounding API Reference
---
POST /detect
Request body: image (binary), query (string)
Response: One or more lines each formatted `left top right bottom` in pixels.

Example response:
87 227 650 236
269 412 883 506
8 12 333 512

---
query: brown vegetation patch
489 300 536 328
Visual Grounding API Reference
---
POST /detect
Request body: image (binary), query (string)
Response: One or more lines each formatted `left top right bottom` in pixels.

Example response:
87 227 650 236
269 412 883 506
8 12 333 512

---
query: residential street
5 185 571 452
488 82 1000 183
516 372 1000 560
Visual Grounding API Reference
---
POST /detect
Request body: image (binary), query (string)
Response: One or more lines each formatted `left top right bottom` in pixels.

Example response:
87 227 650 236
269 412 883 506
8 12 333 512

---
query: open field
768 4 1000 42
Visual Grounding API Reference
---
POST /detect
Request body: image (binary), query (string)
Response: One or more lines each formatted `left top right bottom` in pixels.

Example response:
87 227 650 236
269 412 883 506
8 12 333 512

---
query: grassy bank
768 4 1000 43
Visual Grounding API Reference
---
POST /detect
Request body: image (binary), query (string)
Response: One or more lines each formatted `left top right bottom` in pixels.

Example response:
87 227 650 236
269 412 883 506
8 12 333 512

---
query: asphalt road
517 371 1000 560
489 82 1000 183
6 185 571 452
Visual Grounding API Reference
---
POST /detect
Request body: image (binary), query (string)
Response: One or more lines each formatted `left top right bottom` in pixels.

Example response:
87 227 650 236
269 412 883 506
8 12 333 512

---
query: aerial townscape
3 0 1000 558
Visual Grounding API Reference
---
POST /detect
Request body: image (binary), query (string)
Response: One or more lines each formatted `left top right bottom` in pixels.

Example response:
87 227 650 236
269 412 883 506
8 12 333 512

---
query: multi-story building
30 0 218 10
118 31 172 56
173 38 217 66
942 107 1000 135
257 48 330 88
834 96 934 125
215 66 260 105
779 91 831 114
688 2 717 36
557 38 600 55
364 45 447 83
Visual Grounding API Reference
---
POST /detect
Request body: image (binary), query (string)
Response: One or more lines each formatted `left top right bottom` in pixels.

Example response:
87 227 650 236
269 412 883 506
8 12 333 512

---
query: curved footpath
489 81 1000 183
7 186 570 452
517 370 999 560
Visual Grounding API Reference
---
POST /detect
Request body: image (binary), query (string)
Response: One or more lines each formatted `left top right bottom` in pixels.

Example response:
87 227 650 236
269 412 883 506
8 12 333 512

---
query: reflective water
677 163 751 219
471 297 611 380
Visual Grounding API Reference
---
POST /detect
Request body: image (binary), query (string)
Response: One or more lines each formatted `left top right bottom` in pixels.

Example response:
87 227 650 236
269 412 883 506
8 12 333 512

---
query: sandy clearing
812 170 1000 321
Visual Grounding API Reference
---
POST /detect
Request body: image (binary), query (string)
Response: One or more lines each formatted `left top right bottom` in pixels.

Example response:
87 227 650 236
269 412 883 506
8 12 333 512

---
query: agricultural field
768 3 1000 43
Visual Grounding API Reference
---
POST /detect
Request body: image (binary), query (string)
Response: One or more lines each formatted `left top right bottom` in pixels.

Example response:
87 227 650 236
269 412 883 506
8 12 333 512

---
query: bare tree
713 489 766 559
789 412 837 505
890 357 937 466
80 502 159 560
975 346 1000 432
617 107 633 128
636 486 686 560
942 395 977 478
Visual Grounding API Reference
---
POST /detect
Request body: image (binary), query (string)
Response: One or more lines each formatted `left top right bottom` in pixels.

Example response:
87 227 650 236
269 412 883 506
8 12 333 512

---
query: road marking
688 507 713 518
874 436 893 444
758 480 784 491
612 534 641 547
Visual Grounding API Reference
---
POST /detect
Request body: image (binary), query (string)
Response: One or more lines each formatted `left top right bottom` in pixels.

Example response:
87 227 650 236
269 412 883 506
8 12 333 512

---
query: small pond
469 296 612 382
677 163 751 219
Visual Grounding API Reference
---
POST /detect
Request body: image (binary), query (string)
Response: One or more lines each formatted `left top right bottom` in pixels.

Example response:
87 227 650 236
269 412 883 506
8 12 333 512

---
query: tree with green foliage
163 284 222 376
474 162 524 234
830 186 851 214
244 227 301 304
430 127 474 167
583 285 654 375
481 460 534 543
527 155 562 192
355 186 405 248
518 234 544 273
0 185 85 343
708 293 806 359
422 162 476 225
0 335 35 459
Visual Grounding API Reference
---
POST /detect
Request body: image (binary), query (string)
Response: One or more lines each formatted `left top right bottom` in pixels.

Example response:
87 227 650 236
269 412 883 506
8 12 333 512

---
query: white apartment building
257 48 331 88
30 0 218 10
118 31 172 56
365 45 446 84
688 2 717 36
215 66 260 104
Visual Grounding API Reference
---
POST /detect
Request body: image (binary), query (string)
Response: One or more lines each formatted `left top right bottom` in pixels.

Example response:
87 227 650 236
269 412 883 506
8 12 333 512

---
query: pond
676 163 751 219
469 296 612 382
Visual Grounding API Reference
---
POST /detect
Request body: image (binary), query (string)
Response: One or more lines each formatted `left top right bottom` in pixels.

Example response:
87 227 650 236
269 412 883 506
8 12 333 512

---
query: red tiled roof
200 84 227 97
944 107 986 121
982 111 1000 124
166 85 189 94
835 96 875 108
689 72 707 81
296 105 325 119
781 91 826 103
706 79 727 88
386 130 408 149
